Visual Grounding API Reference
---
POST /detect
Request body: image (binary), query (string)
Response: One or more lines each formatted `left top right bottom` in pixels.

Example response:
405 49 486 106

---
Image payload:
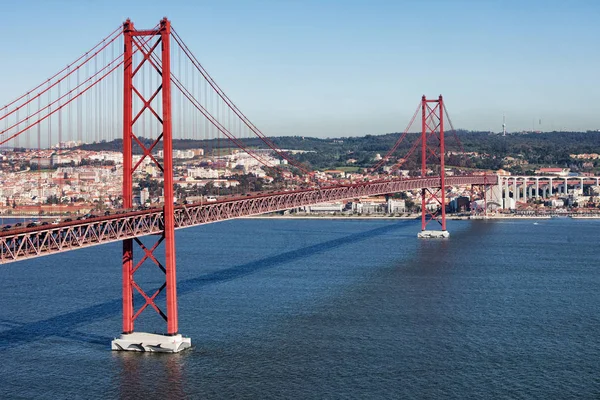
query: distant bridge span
0 175 495 264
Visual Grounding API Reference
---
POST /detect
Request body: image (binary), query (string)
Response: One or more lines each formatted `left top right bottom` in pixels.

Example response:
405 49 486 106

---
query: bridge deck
0 175 496 264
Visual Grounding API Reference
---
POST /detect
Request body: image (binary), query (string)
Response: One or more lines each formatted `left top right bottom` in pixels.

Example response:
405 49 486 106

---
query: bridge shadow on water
0 221 408 351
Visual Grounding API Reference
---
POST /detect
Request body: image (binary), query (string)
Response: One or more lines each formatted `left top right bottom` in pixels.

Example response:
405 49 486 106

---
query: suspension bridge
0 18 496 352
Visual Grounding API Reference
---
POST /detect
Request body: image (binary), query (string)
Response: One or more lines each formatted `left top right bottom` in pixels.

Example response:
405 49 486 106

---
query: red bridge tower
418 95 449 239
111 18 190 352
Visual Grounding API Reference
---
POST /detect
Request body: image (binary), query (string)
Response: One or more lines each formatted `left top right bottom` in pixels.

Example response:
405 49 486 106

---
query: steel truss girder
0 175 496 264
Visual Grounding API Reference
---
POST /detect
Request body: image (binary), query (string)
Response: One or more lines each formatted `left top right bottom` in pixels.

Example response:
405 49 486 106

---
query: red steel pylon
420 95 448 234
122 18 179 336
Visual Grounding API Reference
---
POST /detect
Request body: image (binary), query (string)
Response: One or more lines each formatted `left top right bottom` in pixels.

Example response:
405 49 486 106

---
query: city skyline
1 0 598 137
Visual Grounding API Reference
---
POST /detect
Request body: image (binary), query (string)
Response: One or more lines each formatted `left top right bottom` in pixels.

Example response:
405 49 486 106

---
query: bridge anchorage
417 95 449 239
110 18 190 353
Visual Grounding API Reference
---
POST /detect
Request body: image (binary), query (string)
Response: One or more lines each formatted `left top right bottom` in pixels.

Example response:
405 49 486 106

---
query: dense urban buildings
3 142 599 219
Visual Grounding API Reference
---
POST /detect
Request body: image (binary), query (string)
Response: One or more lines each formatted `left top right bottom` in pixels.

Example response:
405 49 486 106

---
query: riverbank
0 215 57 220
3 213 598 223
246 213 600 220
247 214 478 221
244 214 422 220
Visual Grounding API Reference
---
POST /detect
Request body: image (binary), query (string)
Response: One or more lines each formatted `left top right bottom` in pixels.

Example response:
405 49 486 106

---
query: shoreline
244 214 600 220
0 215 57 220
243 215 423 220
2 214 599 222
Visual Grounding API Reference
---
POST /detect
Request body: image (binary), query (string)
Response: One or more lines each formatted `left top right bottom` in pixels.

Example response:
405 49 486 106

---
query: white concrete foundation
470 215 489 220
111 332 191 353
417 230 450 239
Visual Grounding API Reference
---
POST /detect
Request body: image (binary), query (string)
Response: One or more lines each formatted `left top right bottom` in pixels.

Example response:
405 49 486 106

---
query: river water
0 218 599 399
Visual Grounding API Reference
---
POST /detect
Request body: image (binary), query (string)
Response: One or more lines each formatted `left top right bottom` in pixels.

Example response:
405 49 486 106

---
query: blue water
1 218 599 398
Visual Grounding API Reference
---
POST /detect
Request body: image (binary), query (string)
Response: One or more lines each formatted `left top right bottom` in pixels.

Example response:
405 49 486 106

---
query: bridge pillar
418 95 449 239
514 178 519 202
112 18 190 353
522 177 527 203
535 178 540 199
504 177 511 209
549 178 553 196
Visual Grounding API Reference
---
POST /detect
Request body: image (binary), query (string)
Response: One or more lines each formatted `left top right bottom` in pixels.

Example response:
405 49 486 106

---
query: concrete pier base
417 230 450 239
111 332 191 353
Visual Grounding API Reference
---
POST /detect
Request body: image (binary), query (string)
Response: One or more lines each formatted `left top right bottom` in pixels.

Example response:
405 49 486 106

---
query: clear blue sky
2 0 599 137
